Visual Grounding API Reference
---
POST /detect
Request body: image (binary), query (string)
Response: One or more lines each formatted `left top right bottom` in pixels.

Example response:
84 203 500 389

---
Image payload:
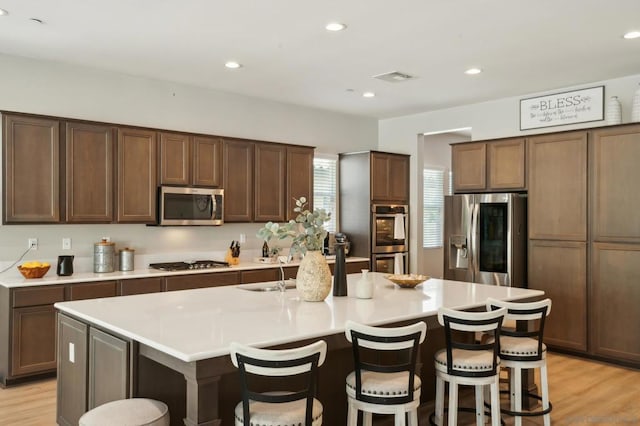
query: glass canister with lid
94 238 116 273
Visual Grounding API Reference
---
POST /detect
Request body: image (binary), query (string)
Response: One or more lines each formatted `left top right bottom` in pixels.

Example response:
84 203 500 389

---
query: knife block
225 249 240 265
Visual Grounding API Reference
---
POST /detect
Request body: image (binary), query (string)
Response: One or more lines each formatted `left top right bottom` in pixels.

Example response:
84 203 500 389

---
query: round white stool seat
79 398 170 426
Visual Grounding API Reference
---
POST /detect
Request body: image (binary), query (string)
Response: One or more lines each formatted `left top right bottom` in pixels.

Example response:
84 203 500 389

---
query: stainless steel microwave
157 186 223 226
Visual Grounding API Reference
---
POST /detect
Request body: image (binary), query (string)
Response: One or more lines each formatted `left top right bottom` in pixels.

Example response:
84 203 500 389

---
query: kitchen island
55 273 543 426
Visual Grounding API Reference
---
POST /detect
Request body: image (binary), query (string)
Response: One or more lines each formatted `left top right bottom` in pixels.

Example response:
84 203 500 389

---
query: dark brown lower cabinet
57 314 131 423
591 243 640 364
11 305 57 376
528 240 587 352
164 271 240 291
57 314 88 426
67 281 118 301
241 269 280 284
118 277 163 296
88 327 130 409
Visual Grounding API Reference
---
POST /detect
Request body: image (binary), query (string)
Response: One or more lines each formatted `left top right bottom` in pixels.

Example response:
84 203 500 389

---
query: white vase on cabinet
355 269 373 299
606 96 622 125
632 84 640 123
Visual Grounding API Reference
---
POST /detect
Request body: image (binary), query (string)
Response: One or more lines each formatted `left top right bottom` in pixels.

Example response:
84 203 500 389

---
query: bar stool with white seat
486 297 552 426
78 398 170 426
344 320 427 426
229 340 327 426
433 306 507 426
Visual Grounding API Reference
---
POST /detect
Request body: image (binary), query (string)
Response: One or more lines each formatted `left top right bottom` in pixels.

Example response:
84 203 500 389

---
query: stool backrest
486 297 552 361
229 340 327 426
438 307 507 377
345 320 426 405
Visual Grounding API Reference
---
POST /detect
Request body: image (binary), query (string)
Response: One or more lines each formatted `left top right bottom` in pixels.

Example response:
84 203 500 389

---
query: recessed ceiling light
325 22 347 32
363 92 375 98
623 31 640 39
464 67 482 75
0 8 8 16
225 61 242 69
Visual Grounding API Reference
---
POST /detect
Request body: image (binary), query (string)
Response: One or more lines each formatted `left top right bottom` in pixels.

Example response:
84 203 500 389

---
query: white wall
417 132 470 278
0 54 378 274
379 73 640 273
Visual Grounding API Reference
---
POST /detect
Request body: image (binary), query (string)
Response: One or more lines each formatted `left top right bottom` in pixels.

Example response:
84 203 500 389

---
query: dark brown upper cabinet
254 143 286 222
3 114 60 223
116 127 157 223
159 133 222 187
223 139 254 222
65 122 114 223
452 138 526 193
286 146 314 220
371 151 409 203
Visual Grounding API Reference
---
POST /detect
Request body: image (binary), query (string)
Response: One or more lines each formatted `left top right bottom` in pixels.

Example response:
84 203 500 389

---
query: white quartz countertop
55 272 544 363
0 257 369 288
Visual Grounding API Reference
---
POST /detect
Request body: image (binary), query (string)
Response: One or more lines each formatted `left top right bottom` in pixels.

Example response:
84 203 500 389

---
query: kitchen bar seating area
52 272 545 425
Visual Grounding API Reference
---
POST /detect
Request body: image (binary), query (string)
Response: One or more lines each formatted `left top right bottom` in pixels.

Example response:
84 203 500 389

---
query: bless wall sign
520 86 604 130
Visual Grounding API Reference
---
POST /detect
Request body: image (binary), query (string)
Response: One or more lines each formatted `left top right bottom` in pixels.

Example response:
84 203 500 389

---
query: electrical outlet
62 238 72 250
28 238 38 250
239 233 246 244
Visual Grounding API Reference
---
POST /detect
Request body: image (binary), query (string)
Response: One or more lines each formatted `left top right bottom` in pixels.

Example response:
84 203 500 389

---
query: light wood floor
0 352 638 425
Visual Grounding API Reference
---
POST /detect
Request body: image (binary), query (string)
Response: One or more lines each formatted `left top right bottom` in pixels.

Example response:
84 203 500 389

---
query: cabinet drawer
118 278 163 296
12 285 65 308
164 272 240 292
346 261 370 274
241 269 280 284
67 281 118 301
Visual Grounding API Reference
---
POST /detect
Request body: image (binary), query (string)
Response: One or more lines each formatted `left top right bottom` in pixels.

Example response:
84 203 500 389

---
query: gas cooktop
148 260 229 271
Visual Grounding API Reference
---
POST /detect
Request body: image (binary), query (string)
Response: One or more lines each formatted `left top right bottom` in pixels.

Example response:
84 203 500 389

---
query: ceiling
1 0 639 119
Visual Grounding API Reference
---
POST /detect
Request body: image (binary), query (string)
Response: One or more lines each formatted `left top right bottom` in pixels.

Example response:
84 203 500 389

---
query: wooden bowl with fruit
18 261 51 279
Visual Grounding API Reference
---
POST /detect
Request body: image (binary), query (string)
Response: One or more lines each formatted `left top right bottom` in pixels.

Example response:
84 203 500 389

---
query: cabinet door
591 125 640 243
11 305 57 376
3 114 60 223
223 140 254 222
193 136 222 187
528 240 587 352
66 122 114 223
487 138 526 190
57 314 88 426
118 277 163 296
159 131 190 185
117 128 157 223
88 327 129 409
528 131 587 241
387 154 410 202
371 152 391 201
346 260 371 274
286 146 314 220
255 143 286 222
591 243 640 364
452 142 486 192
164 271 241 291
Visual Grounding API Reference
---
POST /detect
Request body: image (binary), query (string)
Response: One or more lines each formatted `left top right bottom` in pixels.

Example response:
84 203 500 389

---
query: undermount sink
238 282 296 292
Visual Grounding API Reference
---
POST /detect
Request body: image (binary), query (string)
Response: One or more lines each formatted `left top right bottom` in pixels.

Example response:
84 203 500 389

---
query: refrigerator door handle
470 202 480 282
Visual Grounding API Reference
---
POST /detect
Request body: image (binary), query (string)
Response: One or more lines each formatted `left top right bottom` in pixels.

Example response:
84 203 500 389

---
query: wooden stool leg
541 363 551 426
475 384 485 426
514 366 523 426
394 407 406 426
435 376 445 426
409 408 418 426
347 400 358 426
448 382 458 426
490 376 501 426
363 411 373 426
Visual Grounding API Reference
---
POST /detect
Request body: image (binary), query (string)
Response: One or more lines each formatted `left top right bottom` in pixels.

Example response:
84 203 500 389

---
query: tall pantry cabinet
590 125 640 364
527 124 640 365
527 131 588 352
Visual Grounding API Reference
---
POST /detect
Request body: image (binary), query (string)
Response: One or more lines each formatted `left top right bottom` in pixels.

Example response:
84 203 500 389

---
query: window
423 167 450 248
313 156 338 232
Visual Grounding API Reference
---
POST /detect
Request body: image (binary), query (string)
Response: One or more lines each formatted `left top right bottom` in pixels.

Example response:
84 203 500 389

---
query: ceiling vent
373 71 417 83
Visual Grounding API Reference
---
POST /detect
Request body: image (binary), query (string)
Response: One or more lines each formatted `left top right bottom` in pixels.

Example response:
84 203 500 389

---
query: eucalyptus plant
256 197 330 255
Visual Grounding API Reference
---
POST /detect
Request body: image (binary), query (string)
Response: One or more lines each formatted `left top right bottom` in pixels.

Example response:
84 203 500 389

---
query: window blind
423 168 445 248
313 157 337 232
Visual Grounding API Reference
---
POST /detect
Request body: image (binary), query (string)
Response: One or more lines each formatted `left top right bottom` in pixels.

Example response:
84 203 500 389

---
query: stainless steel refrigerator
444 193 527 287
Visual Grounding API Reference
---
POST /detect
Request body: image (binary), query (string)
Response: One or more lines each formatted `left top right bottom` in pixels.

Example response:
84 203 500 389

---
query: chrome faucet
277 258 287 292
